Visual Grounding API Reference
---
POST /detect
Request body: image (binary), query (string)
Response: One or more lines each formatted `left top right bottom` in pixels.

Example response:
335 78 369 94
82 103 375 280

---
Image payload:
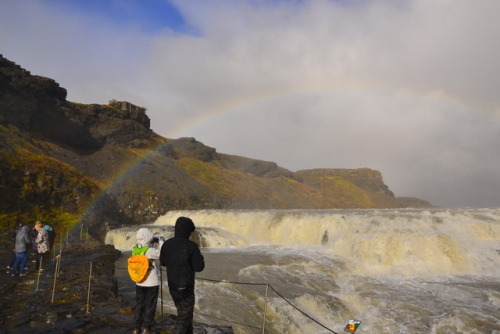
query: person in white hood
132 228 164 334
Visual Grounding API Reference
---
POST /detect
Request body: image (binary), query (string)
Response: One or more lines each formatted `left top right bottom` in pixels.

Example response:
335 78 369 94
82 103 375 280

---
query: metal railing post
57 241 62 277
262 283 269 334
35 256 43 291
160 263 164 316
51 254 61 303
86 262 92 313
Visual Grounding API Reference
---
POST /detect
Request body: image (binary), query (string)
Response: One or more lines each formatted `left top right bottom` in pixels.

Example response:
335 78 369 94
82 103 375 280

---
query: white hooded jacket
135 228 163 287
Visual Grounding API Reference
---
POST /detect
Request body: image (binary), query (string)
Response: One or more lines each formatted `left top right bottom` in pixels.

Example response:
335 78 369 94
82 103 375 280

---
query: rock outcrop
0 55 154 150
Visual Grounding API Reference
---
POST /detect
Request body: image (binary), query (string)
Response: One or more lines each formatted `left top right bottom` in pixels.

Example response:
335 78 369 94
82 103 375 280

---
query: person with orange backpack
130 228 164 334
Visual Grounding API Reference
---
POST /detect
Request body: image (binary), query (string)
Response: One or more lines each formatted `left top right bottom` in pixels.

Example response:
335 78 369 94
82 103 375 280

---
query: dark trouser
12 251 28 275
171 293 195 334
35 251 45 270
134 285 159 330
9 250 16 267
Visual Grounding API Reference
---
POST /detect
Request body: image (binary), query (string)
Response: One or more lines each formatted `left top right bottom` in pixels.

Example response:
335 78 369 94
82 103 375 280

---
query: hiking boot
132 328 140 334
20 273 26 276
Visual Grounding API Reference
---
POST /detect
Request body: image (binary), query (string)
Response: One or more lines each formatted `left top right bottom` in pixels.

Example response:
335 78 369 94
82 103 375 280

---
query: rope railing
115 266 270 332
197 277 268 286
267 284 337 334
38 250 339 334
35 228 344 333
195 276 338 334
160 298 266 332
194 277 268 332
196 311 264 332
110 264 339 333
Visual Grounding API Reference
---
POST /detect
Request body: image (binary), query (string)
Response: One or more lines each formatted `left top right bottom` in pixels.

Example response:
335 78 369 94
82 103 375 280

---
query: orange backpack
127 246 151 283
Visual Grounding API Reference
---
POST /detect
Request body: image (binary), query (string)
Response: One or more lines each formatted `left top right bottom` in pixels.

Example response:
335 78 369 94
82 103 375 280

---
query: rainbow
77 84 474 228
170 83 473 139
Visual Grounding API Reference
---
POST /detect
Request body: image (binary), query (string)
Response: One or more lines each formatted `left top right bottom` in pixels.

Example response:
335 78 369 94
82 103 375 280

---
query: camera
152 236 165 245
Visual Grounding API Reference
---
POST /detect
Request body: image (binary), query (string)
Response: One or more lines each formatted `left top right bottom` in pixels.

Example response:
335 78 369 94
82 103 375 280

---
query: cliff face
294 168 430 208
0 55 432 239
0 56 153 150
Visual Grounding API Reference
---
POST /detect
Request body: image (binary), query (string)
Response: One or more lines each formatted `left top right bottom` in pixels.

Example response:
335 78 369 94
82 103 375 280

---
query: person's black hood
174 217 195 239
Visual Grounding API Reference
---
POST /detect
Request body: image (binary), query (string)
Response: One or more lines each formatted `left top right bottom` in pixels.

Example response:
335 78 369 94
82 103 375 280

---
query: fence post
35 256 43 292
57 240 63 277
86 262 92 313
160 263 164 316
262 283 269 334
51 254 61 303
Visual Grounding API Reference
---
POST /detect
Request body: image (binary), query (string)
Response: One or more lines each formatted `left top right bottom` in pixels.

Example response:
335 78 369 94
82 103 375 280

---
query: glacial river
106 208 500 334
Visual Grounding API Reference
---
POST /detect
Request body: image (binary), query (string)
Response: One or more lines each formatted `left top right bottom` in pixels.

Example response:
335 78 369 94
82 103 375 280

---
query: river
105 208 500 334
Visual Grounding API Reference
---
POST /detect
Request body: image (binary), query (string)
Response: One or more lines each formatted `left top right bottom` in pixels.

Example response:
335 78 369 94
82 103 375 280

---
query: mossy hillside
0 210 79 240
178 157 341 208
316 176 375 208
0 125 101 233
0 212 20 232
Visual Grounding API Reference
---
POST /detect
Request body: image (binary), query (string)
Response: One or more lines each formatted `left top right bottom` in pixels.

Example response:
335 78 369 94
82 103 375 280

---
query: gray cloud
2 0 500 207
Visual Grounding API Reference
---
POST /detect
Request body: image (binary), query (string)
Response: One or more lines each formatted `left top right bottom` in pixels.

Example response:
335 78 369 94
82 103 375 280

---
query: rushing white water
106 208 500 334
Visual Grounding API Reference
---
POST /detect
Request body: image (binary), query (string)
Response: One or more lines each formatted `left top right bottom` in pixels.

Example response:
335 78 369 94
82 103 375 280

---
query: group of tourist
6 216 202 334
7 220 56 277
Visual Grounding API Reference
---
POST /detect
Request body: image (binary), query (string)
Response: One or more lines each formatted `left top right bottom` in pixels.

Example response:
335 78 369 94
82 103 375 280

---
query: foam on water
152 208 500 277
106 208 500 333
105 225 247 250
105 225 173 250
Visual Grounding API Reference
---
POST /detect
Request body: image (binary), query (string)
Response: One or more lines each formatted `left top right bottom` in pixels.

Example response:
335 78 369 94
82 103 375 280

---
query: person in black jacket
160 217 205 334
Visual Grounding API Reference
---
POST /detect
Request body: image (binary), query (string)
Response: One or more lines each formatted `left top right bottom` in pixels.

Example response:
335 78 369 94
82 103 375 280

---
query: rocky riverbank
0 231 233 334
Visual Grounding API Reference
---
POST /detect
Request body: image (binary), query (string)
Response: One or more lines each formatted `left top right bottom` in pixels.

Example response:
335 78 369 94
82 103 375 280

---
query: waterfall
105 208 500 333
153 208 500 277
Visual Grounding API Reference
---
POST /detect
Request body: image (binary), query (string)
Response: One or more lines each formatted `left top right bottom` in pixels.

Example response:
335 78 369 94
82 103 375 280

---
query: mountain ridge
0 54 432 239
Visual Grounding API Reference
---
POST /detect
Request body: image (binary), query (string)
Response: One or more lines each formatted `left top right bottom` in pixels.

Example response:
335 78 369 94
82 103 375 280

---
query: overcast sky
2 0 500 208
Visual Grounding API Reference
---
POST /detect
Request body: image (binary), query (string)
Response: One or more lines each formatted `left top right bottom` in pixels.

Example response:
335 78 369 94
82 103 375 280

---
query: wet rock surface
0 233 233 334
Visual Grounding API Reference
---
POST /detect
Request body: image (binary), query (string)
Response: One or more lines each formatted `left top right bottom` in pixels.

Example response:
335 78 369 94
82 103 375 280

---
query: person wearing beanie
160 217 205 334
132 228 163 334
